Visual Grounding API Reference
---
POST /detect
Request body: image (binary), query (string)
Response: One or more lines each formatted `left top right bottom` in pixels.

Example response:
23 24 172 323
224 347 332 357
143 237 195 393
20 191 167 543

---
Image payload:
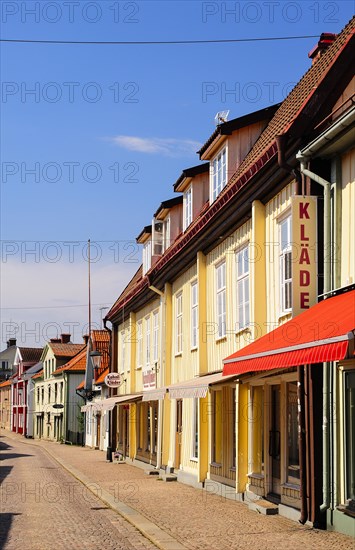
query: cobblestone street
1 432 354 550
0 435 155 550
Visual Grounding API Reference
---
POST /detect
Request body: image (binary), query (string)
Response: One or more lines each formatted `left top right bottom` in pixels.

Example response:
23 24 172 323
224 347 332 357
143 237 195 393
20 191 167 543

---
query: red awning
223 290 355 376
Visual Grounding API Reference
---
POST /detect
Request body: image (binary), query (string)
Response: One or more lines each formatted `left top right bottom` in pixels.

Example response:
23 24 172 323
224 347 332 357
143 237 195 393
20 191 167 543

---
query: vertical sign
292 196 318 316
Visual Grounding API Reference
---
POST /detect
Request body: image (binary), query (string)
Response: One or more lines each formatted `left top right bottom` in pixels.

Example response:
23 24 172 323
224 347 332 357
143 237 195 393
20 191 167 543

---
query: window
287 382 300 482
48 385 51 403
236 246 250 330
345 371 355 501
120 331 125 372
175 293 183 354
280 216 292 313
145 317 151 367
143 239 152 275
1 361 8 370
211 147 227 202
54 383 57 403
191 282 198 349
163 216 170 251
37 387 40 404
153 220 163 256
192 398 199 459
184 187 192 230
216 262 226 338
137 320 143 369
153 311 159 363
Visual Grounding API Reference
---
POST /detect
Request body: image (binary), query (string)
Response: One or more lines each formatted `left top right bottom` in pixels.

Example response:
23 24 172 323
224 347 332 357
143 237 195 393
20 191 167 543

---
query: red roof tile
49 343 85 358
0 380 12 388
96 367 109 385
53 348 87 375
19 347 43 363
32 370 43 380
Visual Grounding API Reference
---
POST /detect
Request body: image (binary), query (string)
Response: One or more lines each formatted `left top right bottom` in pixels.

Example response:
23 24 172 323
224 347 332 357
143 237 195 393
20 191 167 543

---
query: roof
96 367 110 385
48 343 85 358
154 196 183 219
173 163 210 192
106 19 355 324
223 289 355 375
0 380 11 388
227 18 354 188
18 347 43 363
53 347 87 375
106 265 144 320
32 370 43 380
198 104 280 158
136 225 152 243
23 361 43 376
77 379 85 390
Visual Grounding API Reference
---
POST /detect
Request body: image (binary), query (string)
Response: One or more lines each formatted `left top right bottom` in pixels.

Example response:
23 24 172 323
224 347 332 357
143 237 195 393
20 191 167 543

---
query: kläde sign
292 195 317 316
104 372 121 388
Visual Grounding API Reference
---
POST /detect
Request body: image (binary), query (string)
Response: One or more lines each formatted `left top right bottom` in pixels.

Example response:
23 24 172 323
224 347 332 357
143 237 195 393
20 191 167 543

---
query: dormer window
211 147 227 202
163 216 170 252
183 187 192 230
152 220 163 256
143 240 152 275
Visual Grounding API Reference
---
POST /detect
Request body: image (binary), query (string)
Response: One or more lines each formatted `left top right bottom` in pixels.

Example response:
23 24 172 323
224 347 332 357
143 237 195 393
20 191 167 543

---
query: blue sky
1 1 354 346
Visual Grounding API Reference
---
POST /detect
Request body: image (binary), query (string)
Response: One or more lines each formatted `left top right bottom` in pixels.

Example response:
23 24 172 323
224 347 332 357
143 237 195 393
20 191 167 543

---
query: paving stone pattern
1 432 354 550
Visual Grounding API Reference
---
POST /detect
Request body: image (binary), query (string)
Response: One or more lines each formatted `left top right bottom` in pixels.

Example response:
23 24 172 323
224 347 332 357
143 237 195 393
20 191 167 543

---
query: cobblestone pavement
0 435 155 550
2 432 355 550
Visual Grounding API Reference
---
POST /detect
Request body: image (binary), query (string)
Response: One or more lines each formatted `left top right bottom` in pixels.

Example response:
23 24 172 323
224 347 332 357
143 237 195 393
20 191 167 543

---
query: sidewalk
3 431 354 550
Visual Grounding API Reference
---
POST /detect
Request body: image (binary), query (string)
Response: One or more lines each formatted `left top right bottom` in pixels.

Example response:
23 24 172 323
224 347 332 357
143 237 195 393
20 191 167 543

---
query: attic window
211 147 227 202
143 239 152 275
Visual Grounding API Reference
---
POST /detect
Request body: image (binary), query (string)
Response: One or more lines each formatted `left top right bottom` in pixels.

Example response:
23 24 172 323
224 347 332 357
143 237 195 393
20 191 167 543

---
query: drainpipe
103 319 113 461
296 153 332 515
149 284 164 470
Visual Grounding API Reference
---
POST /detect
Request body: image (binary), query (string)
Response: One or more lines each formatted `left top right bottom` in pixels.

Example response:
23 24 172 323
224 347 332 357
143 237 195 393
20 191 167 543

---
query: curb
1 432 187 550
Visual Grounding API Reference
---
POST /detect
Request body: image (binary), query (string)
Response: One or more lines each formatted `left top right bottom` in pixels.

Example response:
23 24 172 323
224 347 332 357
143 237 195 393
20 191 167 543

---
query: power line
0 35 320 46
1 303 112 311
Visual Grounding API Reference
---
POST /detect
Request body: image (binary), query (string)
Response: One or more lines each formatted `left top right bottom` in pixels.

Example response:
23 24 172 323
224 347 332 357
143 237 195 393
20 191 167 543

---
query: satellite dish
214 110 230 126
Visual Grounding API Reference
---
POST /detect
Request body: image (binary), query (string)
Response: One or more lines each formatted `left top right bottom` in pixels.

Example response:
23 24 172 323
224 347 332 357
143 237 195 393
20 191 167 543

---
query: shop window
192 398 199 459
212 390 222 464
345 371 355 501
287 382 300 482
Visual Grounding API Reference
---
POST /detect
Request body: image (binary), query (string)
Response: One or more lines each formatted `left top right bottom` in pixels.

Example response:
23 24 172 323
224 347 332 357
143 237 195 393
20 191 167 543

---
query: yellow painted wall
205 219 252 372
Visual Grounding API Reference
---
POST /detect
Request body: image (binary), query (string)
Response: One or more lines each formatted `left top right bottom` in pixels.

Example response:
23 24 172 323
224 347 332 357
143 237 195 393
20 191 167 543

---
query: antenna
214 110 230 126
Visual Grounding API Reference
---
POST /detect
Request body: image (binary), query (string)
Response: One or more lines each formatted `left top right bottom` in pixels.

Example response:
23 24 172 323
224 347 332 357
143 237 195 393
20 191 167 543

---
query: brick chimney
7 338 16 348
308 33 337 65
61 333 71 344
50 338 61 343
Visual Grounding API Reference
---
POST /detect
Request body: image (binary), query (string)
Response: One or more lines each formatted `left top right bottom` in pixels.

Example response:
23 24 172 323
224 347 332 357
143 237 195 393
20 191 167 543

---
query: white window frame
191 281 198 349
183 186 192 230
211 147 227 202
163 216 171 251
137 320 143 369
145 316 151 367
143 239 152 275
236 245 250 331
216 261 226 339
153 310 159 363
279 215 292 314
175 292 183 355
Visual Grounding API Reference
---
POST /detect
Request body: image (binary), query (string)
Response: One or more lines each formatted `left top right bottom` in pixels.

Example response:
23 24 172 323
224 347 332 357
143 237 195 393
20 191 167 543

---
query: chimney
7 338 16 348
50 338 61 343
83 335 89 345
308 33 337 65
61 333 71 344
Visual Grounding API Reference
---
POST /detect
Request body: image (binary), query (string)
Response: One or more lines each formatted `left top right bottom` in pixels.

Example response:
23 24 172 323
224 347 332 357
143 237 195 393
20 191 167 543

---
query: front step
144 469 160 476
159 474 178 482
248 499 279 515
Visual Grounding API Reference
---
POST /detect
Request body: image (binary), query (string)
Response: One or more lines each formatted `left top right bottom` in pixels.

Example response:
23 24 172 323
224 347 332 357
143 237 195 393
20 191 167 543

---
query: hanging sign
104 373 121 388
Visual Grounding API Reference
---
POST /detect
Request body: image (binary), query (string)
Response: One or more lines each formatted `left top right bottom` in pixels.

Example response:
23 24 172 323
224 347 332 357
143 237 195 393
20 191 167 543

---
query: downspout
296 153 331 515
149 283 164 470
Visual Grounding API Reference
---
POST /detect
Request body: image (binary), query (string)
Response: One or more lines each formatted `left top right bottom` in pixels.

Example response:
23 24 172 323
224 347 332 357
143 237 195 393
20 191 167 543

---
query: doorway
175 400 183 469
